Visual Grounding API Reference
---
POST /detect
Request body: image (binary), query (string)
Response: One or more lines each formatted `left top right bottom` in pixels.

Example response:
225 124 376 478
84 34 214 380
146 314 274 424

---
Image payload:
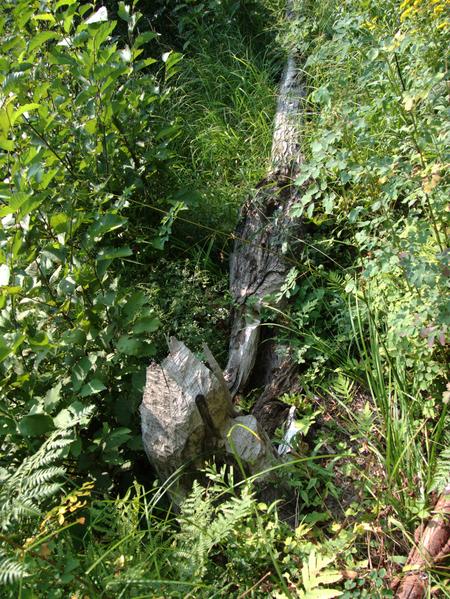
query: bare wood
393 482 450 598
141 339 277 503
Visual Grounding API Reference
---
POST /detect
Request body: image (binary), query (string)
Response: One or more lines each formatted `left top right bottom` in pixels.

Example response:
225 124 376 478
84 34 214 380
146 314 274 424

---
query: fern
174 468 256 583
431 425 450 493
299 549 342 599
0 430 70 590
175 480 215 580
0 430 70 532
0 553 28 586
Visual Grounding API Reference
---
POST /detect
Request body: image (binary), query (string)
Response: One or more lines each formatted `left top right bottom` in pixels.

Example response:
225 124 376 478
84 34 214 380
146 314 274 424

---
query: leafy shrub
286 0 448 400
0 0 184 485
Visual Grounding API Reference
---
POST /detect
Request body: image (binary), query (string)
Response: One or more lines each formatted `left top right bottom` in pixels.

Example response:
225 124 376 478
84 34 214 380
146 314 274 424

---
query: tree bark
392 482 450 598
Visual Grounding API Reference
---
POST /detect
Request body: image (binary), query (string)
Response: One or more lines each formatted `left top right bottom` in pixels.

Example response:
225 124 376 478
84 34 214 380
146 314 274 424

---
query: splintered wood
140 339 276 502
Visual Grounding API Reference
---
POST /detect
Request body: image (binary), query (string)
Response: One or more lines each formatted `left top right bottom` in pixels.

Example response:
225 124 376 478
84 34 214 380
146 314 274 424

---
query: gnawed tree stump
392 482 450 598
140 339 277 502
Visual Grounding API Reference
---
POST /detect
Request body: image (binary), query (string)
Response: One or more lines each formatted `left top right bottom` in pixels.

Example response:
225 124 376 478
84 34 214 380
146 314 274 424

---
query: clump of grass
166 4 283 231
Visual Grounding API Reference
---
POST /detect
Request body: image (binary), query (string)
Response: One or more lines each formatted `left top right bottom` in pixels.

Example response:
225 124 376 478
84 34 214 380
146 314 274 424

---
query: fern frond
0 553 28 585
431 447 450 493
21 467 66 490
0 430 69 532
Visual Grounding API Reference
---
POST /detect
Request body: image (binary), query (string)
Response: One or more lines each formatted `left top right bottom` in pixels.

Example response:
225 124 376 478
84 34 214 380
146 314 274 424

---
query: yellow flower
400 6 415 21
400 0 413 9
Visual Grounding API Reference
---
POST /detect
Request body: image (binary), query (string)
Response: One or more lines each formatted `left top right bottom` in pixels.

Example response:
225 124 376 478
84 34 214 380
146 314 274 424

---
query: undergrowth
0 0 448 597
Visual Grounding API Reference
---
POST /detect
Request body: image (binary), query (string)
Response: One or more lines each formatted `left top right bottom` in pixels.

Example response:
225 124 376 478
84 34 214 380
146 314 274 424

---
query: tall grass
350 292 447 513
166 6 282 233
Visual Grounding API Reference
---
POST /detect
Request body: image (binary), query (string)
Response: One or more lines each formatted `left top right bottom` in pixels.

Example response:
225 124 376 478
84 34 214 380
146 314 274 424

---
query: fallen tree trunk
141 1 304 503
225 3 304 432
393 482 450 599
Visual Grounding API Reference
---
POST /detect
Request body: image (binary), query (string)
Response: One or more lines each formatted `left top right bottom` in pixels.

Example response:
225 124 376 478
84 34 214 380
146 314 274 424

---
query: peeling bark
392 483 450 598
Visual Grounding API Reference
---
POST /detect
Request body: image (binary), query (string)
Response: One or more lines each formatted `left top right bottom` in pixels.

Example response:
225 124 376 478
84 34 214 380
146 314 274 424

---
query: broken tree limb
393 482 450 598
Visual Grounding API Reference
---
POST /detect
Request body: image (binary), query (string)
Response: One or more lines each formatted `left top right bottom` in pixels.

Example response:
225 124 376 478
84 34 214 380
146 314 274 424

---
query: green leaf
12 103 40 125
28 31 59 52
302 590 343 599
127 435 143 450
61 329 87 346
84 6 108 25
117 2 131 23
301 551 342 595
123 291 148 318
54 400 94 428
1 286 21 295
72 357 91 392
116 335 143 355
162 51 182 80
18 414 54 437
55 0 77 9
44 382 62 412
134 57 157 71
87 214 127 241
133 31 157 50
70 438 82 457
0 105 12 136
79 378 106 397
50 212 71 234
96 246 132 261
29 332 50 349
132 316 160 334
0 340 12 363
0 137 14 151
32 13 56 23
49 48 78 67
106 427 131 449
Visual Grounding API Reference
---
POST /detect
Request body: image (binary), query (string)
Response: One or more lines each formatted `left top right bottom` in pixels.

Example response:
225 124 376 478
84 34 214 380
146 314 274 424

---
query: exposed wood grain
141 339 277 503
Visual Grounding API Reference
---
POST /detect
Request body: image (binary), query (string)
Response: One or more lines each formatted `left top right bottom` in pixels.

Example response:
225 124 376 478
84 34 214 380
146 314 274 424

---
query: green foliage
259 2 448 592
0 0 185 485
0 0 449 596
0 430 70 586
0 463 356 598
162 0 281 230
289 0 448 394
145 258 230 360
430 419 450 493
